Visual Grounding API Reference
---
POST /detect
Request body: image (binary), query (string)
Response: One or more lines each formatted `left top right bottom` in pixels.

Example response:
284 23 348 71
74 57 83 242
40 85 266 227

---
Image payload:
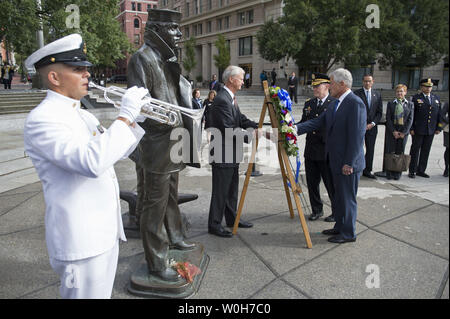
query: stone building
151 0 448 91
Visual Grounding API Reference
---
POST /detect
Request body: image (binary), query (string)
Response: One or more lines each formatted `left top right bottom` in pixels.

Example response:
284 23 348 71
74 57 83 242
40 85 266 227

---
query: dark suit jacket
288 76 298 87
209 88 258 167
385 100 414 135
410 92 442 135
299 95 337 161
192 98 202 110
296 91 367 174
354 88 383 126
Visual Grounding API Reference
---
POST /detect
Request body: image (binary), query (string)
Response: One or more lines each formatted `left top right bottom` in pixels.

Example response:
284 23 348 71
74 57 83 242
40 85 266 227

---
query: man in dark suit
354 74 383 179
209 74 221 92
408 78 442 178
299 73 336 222
207 65 269 238
288 71 299 103
271 68 277 86
296 68 366 244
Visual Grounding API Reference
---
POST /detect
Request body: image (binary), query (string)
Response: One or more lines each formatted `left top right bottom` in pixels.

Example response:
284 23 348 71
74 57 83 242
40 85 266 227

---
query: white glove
119 86 149 123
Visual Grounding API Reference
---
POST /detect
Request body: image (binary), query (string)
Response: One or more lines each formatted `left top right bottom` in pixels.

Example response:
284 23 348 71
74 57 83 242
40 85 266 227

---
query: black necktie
318 100 322 108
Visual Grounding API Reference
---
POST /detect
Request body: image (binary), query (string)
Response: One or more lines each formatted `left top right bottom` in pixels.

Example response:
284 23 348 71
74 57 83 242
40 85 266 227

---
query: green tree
256 0 449 73
182 37 197 80
213 34 230 79
0 0 132 69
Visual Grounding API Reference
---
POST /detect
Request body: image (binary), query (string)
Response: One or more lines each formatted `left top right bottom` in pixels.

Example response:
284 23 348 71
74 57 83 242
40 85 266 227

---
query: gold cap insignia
50 57 55 62
83 43 87 54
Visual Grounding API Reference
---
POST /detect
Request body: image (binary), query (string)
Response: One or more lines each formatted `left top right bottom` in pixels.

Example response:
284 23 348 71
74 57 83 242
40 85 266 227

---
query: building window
185 26 190 38
218 0 223 8
185 2 190 17
208 0 212 10
238 12 245 26
239 36 252 56
217 18 222 31
134 18 139 28
195 0 202 14
224 16 230 29
247 10 254 24
120 2 125 12
137 3 141 11
162 0 168 6
197 23 203 35
207 21 212 33
134 34 140 46
154 4 157 9
131 2 136 11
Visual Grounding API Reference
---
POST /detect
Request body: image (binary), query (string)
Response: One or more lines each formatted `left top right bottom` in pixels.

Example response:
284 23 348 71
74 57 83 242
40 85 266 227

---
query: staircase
0 90 47 115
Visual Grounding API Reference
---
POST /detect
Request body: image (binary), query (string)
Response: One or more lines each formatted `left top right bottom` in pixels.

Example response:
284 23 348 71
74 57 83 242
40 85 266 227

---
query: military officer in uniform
23 34 147 298
299 73 336 222
408 78 442 178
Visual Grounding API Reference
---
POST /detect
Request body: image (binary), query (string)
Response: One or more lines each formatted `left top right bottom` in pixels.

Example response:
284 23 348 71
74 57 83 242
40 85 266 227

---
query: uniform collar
46 89 81 110
144 29 178 63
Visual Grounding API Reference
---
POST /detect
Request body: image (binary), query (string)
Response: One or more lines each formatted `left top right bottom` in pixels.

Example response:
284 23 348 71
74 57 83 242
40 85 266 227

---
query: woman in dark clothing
440 102 449 177
385 84 414 180
202 90 216 129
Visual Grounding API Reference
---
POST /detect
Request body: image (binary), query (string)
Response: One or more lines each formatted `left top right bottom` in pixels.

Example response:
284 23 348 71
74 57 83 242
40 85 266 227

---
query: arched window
134 18 140 28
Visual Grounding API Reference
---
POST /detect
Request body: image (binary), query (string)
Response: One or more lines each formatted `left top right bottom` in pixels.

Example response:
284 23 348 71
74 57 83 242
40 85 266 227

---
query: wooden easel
232 81 312 249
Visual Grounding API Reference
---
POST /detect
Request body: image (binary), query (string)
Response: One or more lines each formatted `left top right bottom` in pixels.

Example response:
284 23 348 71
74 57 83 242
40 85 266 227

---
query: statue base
128 243 209 298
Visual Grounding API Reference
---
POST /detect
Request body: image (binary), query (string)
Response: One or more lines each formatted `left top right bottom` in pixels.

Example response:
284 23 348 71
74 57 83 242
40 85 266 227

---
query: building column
202 43 209 87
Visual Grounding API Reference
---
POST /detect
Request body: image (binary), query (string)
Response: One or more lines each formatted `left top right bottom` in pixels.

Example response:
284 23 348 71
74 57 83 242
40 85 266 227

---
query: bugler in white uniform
23 33 148 298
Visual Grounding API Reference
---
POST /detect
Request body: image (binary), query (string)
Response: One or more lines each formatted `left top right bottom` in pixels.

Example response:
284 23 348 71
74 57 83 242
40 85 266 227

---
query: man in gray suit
296 68 366 243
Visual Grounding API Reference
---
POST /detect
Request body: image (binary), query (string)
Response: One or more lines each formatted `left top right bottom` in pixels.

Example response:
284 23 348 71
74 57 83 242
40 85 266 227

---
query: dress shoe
324 215 335 222
393 175 400 180
416 172 430 178
308 212 323 221
170 240 196 251
208 228 233 238
328 235 356 244
149 267 181 282
226 220 253 228
363 172 377 179
322 228 340 236
408 172 415 178
444 168 449 177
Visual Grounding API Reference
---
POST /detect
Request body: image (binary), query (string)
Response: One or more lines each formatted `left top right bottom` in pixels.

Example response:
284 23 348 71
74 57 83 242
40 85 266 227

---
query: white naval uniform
24 90 144 298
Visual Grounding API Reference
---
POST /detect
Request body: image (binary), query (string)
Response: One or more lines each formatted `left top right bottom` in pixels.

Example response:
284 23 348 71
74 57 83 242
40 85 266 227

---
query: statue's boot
149 267 180 282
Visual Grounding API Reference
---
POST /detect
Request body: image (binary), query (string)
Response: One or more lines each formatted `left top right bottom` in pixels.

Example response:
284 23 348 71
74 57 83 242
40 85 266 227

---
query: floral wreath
269 86 299 157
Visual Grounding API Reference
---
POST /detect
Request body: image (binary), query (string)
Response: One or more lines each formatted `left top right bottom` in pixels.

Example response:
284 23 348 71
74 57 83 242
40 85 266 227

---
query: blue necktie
332 100 339 119
366 90 371 108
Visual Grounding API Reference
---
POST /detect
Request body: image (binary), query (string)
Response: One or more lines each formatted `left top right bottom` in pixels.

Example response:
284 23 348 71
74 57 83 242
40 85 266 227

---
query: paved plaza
0 92 448 299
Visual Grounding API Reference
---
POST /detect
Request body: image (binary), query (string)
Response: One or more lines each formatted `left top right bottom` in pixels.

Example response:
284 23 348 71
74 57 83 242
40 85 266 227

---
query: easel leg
278 148 295 219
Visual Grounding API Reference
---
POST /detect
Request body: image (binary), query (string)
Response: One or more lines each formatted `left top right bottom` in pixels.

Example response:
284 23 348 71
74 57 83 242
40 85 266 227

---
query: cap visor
64 61 93 67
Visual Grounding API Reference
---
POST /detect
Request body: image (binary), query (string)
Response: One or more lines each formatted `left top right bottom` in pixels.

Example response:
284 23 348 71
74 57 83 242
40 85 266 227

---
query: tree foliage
256 0 449 71
213 34 230 74
182 37 197 79
0 0 132 69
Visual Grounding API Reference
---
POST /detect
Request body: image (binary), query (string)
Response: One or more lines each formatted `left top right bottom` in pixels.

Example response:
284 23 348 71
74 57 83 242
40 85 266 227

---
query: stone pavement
0 95 448 300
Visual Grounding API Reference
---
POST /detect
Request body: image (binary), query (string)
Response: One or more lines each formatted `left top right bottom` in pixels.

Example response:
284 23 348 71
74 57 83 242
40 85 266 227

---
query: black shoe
226 220 253 228
322 228 340 236
308 212 323 221
444 169 449 177
149 268 181 282
170 240 196 251
393 175 400 180
363 172 377 179
416 172 430 178
374 171 387 178
408 172 416 178
324 215 335 222
328 235 356 244
208 228 233 238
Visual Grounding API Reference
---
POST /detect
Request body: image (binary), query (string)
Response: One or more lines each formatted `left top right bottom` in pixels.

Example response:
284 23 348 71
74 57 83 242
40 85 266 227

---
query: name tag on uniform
417 99 423 104
96 125 105 134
